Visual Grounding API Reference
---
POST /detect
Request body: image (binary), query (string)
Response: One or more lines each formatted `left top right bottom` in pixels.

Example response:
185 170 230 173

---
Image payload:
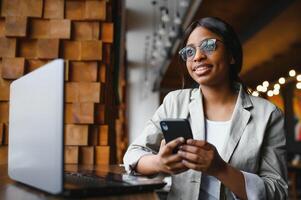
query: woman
123 17 287 200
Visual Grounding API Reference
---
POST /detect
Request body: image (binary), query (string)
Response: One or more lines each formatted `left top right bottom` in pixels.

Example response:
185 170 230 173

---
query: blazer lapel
188 88 206 140
187 88 206 182
220 87 253 162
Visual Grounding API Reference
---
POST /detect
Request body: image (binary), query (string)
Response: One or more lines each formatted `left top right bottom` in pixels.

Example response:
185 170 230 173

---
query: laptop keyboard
64 172 126 187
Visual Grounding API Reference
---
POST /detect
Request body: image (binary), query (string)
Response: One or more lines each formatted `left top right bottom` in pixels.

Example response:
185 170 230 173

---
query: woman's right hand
155 137 188 174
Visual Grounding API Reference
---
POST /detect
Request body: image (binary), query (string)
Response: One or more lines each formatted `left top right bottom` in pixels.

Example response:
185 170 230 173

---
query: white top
206 119 231 154
199 119 231 199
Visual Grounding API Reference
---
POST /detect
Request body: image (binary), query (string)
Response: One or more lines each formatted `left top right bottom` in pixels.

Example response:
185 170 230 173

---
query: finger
181 159 204 171
168 162 187 172
160 139 166 148
163 154 183 165
180 145 209 159
164 137 185 153
178 150 206 164
159 139 166 154
179 144 200 154
186 139 212 150
186 139 206 147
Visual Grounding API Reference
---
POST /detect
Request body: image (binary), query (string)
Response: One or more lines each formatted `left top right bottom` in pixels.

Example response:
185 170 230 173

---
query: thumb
160 139 166 148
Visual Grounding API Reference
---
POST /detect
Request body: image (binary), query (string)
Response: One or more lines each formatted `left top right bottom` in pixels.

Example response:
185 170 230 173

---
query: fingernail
179 137 185 142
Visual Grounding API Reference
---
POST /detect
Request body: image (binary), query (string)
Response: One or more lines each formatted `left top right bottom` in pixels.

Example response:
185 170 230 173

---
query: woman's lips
193 64 213 76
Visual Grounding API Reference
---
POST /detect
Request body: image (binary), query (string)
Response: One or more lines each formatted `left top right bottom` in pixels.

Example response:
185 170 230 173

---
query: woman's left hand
178 139 227 177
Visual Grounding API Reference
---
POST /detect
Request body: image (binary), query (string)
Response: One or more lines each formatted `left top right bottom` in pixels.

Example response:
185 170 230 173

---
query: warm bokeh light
257 85 263 92
252 91 259 96
261 86 267 92
297 82 301 89
262 81 269 88
267 90 273 97
279 77 285 84
273 89 280 95
297 74 301 81
289 69 296 77
274 83 280 90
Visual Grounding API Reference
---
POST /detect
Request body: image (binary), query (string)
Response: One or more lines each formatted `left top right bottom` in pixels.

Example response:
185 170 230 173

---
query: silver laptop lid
8 59 64 194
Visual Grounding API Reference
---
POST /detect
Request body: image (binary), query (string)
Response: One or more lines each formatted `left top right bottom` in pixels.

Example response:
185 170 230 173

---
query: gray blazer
123 86 288 200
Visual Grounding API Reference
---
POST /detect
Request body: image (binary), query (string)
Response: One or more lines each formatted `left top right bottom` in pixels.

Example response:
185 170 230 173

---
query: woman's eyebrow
185 43 195 47
186 38 211 47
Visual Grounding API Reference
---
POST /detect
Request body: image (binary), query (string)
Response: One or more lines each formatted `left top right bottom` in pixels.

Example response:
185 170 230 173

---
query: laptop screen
8 59 64 194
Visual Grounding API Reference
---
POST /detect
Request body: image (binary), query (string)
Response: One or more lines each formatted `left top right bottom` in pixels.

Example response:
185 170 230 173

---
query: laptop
8 59 166 197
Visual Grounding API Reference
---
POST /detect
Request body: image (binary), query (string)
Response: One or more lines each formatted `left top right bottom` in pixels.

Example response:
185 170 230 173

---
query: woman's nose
193 48 206 62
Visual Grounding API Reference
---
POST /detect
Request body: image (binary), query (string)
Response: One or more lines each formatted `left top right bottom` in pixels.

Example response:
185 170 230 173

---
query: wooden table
0 164 160 200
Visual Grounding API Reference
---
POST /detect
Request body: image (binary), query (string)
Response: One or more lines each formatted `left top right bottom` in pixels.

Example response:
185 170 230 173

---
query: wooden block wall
4 123 9 145
0 123 3 145
0 146 8 165
0 0 127 165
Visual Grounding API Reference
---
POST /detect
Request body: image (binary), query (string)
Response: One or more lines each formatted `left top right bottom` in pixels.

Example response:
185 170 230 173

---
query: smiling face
185 26 233 87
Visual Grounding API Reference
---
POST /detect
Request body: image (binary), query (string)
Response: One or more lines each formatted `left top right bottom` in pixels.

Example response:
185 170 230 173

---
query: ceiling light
174 12 182 25
155 39 163 47
262 81 269 88
169 26 177 38
297 82 301 89
261 87 267 92
278 77 285 84
158 24 166 35
161 9 170 22
152 50 160 58
165 38 172 48
289 69 296 77
161 14 170 22
297 74 301 81
150 60 156 66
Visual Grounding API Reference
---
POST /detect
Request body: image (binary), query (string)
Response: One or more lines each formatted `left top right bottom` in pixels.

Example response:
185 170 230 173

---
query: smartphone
160 119 193 147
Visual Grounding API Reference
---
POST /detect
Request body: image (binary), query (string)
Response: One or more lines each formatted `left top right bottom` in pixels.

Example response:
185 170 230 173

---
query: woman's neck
200 83 237 106
200 83 238 121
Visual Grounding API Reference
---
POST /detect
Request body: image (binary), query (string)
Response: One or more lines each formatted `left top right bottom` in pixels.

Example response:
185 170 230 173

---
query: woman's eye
186 47 195 57
203 40 216 51
203 45 214 51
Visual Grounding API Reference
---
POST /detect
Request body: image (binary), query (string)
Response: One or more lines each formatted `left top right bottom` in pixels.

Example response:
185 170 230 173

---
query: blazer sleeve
259 107 288 199
123 92 174 174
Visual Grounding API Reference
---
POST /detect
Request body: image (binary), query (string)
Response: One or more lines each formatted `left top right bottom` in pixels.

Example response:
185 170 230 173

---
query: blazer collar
188 84 253 162
221 85 252 162
188 86 206 141
190 83 253 108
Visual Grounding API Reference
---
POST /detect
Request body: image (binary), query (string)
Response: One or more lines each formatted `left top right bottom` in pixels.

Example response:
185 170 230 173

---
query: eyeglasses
179 38 222 61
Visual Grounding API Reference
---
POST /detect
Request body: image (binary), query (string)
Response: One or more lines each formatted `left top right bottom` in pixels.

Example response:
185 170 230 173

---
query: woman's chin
192 75 213 85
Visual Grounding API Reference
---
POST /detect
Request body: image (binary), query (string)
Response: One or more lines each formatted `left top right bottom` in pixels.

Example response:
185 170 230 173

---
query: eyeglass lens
180 38 217 61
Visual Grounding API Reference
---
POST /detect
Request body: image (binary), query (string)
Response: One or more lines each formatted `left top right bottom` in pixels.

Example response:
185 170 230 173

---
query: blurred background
0 0 300 199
